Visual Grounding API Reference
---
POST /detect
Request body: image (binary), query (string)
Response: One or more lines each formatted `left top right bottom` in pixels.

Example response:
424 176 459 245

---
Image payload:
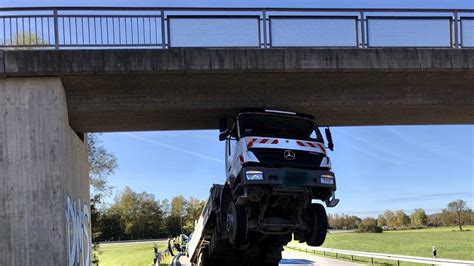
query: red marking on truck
317 143 326 154
306 142 316 147
247 138 258 148
260 138 269 144
296 140 326 153
271 139 279 144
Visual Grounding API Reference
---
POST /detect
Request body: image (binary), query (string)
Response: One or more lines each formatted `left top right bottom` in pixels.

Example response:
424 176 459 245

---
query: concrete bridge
1 6 474 266
2 48 474 132
2 47 473 266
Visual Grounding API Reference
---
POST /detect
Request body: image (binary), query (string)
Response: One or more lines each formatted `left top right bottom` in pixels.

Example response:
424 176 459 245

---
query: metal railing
287 245 474 266
1 6 474 49
153 243 173 266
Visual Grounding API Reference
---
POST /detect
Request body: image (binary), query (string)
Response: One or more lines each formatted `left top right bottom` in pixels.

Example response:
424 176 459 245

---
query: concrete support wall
0 78 90 265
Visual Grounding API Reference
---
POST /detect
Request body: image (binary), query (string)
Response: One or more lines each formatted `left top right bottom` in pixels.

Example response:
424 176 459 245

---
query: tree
183 197 205 234
428 213 441 227
440 208 455 226
377 215 387 227
356 218 382 233
161 199 171 217
410 208 428 227
88 133 117 253
361 217 377 227
108 187 164 240
88 134 118 198
6 31 48 47
383 210 396 228
170 195 187 217
168 195 188 235
348 215 362 229
327 213 361 230
96 210 125 241
395 210 410 228
446 200 472 231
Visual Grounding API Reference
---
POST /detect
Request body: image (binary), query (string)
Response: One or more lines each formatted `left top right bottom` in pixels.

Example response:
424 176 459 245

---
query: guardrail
153 243 173 266
0 6 474 49
287 245 474 266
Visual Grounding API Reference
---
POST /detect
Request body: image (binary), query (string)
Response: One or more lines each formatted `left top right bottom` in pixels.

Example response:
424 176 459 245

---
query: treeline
329 200 473 233
91 186 206 241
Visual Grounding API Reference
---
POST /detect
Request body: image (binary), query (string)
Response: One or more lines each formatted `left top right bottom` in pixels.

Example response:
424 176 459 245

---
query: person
167 238 175 256
174 237 182 252
180 234 188 253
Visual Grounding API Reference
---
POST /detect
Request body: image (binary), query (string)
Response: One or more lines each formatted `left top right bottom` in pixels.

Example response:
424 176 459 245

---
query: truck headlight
246 170 264 181
320 174 334 185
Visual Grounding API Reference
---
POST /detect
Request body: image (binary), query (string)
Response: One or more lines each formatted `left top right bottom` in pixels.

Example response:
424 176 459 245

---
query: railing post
262 9 268 48
371 257 374 265
453 10 459 48
359 11 366 48
53 9 59 49
397 260 400 266
161 10 166 49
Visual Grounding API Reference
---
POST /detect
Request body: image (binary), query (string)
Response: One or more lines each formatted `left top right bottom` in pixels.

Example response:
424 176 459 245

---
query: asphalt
174 250 359 266
280 250 359 266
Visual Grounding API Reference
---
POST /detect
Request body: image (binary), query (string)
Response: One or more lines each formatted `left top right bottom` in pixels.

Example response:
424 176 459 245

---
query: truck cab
219 109 339 251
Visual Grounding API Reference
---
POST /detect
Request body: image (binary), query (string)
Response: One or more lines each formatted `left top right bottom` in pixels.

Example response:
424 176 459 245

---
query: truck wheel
198 247 214 266
305 203 328 247
197 249 207 266
226 201 247 246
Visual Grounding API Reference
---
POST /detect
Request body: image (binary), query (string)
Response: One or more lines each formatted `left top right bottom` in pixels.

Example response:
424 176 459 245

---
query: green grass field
95 226 473 265
95 241 171 266
291 226 474 265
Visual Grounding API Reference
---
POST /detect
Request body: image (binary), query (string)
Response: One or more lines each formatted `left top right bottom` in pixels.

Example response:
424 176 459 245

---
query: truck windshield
239 114 323 142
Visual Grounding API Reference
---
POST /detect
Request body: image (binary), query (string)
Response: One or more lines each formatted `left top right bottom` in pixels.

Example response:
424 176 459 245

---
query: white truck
188 109 339 266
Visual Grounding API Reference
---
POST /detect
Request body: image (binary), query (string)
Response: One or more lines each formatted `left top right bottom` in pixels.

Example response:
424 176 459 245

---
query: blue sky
4 0 472 216
98 125 473 217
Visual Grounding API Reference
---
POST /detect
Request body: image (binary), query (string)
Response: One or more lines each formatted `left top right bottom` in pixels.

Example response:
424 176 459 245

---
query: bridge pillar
0 78 91 265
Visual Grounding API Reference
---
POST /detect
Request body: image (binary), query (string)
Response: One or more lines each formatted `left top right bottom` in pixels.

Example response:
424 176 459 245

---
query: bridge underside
2 48 474 132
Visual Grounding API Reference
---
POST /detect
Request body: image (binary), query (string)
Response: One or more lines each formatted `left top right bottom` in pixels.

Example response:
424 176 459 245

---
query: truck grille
249 148 324 169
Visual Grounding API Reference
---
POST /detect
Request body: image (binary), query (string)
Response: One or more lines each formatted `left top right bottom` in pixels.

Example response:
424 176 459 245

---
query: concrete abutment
0 77 90 265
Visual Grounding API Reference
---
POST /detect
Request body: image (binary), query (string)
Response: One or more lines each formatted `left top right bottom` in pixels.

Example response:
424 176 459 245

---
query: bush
356 224 383 233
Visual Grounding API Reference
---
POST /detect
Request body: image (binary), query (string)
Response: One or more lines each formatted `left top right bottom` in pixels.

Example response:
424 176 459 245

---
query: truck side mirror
219 117 227 133
325 127 334 151
219 131 229 141
219 117 229 141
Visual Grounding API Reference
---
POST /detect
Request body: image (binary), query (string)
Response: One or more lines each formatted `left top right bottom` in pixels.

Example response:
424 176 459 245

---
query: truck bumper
239 166 336 190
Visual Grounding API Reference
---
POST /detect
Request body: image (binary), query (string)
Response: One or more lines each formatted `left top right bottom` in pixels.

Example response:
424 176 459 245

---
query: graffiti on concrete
65 195 91 266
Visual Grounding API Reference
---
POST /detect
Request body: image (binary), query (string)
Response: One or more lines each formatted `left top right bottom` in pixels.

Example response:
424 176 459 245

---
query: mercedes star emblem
284 150 296 160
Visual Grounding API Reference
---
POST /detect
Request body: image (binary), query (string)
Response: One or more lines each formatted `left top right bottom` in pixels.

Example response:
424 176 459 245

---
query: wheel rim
226 212 234 233
226 202 239 245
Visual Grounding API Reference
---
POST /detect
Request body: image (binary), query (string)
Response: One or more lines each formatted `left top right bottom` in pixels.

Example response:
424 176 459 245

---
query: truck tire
220 185 232 235
198 247 216 266
226 201 247 246
305 203 328 247
197 249 208 266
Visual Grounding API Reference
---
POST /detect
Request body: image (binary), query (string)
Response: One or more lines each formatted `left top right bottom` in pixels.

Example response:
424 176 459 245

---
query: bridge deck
1 48 473 132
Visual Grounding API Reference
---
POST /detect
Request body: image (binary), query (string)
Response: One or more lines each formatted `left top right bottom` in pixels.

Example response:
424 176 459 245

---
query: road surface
280 249 359 265
173 250 359 266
